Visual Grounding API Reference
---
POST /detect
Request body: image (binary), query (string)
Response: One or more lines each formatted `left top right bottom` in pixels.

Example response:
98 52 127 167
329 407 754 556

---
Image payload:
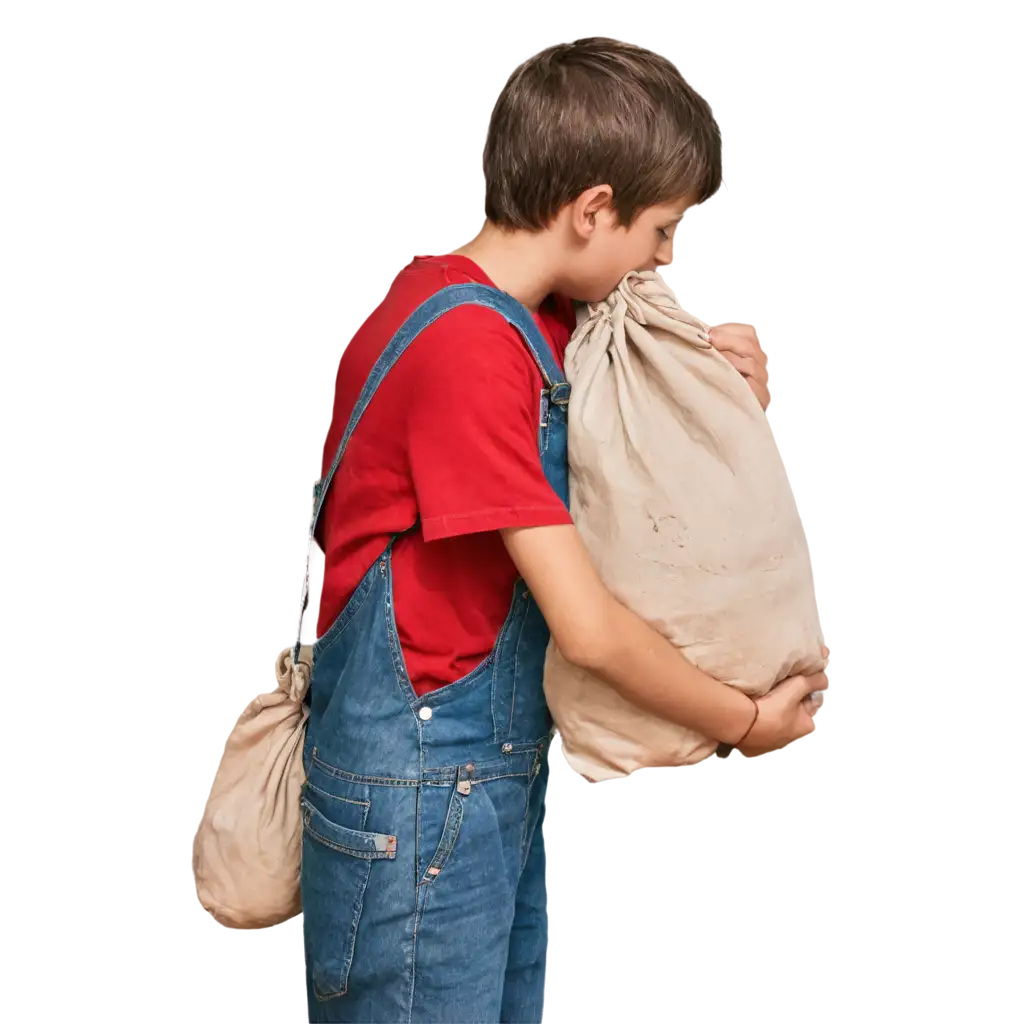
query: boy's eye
658 227 671 241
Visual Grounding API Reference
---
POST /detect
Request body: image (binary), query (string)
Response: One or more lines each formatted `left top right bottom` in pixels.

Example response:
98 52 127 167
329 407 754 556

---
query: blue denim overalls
296 283 571 1023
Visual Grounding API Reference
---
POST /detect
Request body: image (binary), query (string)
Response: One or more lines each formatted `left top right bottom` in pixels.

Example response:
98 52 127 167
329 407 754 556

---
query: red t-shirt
315 255 576 697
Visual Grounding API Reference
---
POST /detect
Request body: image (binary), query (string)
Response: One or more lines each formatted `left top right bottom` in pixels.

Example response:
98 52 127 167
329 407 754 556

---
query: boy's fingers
749 381 770 411
769 675 799 704
709 332 763 361
780 671 828 703
710 322 759 343
807 670 829 693
794 712 819 737
821 644 830 659
719 351 768 384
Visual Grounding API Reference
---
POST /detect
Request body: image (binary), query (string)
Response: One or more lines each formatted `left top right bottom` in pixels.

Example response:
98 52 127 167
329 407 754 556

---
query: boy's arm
502 523 825 752
396 301 820 751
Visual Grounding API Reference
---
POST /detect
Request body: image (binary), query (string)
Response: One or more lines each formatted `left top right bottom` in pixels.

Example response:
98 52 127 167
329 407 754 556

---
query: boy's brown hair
484 37 722 231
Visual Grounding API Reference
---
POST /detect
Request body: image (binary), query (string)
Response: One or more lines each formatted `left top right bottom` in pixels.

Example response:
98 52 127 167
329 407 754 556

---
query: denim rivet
501 743 513 754
418 706 433 721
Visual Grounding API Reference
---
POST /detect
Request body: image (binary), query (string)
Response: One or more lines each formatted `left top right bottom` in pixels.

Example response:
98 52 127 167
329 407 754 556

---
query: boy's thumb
779 672 827 703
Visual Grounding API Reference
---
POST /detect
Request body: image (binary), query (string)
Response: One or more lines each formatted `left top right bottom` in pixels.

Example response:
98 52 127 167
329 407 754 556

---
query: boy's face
565 189 700 303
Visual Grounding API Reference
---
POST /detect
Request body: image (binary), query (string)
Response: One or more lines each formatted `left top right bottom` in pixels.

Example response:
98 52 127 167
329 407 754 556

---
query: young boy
300 37 828 1024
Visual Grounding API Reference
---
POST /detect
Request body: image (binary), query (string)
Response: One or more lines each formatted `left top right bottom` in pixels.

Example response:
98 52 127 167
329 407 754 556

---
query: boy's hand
708 323 770 410
737 645 830 756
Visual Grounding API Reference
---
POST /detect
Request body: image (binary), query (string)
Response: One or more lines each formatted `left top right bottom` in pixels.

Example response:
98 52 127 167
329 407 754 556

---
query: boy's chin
569 280 622 304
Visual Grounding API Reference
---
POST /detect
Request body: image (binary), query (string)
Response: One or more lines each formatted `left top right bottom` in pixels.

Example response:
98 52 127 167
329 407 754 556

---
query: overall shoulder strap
293 282 569 663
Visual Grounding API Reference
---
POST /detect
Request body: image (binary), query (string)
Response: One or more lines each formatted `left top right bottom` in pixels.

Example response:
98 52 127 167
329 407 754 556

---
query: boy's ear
570 185 615 239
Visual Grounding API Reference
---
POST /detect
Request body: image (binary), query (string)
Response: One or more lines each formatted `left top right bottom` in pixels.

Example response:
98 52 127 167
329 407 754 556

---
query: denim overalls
296 283 570 1023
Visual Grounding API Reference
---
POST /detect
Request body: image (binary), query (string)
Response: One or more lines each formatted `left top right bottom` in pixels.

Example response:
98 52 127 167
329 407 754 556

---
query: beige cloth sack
192 645 312 928
544 271 825 781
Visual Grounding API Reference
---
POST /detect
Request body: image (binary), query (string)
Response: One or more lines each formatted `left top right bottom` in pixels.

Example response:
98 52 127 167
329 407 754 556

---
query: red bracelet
737 696 761 745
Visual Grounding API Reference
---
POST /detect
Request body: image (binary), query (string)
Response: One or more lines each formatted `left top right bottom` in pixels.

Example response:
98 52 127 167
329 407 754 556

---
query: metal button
418 706 433 721
501 743 513 754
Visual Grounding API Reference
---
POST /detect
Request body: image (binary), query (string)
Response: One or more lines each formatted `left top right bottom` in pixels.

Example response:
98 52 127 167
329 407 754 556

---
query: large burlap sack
192 645 312 928
544 271 825 781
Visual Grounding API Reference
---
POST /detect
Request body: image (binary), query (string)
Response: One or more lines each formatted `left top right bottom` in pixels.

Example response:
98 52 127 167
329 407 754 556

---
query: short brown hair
483 38 722 230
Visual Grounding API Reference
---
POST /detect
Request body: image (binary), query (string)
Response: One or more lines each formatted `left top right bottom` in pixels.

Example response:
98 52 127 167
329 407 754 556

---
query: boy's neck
450 220 563 312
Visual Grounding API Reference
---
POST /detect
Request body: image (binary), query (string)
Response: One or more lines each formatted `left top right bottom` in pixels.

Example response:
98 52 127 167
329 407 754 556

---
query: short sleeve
401 305 573 542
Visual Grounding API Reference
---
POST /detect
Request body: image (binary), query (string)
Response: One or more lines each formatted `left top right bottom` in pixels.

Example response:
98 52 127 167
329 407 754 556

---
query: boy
300 37 828 1023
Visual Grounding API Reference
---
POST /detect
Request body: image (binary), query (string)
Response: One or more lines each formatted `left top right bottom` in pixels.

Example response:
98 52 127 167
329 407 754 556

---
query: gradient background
6 9 1024 1024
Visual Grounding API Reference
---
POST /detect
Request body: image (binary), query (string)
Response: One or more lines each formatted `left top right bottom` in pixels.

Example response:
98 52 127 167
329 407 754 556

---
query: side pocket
419 766 472 885
300 797 397 1000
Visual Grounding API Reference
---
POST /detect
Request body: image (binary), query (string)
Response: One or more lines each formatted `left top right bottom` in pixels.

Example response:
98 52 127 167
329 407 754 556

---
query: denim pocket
420 784 464 884
300 796 397 1000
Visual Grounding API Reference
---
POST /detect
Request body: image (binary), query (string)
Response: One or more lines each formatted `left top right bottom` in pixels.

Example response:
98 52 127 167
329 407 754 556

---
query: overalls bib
298 283 571 1023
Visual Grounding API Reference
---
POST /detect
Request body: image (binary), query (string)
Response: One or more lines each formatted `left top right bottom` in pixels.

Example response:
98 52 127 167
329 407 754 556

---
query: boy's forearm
571 596 756 745
501 524 755 743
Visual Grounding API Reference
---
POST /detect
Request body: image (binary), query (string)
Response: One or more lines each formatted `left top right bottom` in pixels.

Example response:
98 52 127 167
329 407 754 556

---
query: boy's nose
654 244 673 269
642 256 671 272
